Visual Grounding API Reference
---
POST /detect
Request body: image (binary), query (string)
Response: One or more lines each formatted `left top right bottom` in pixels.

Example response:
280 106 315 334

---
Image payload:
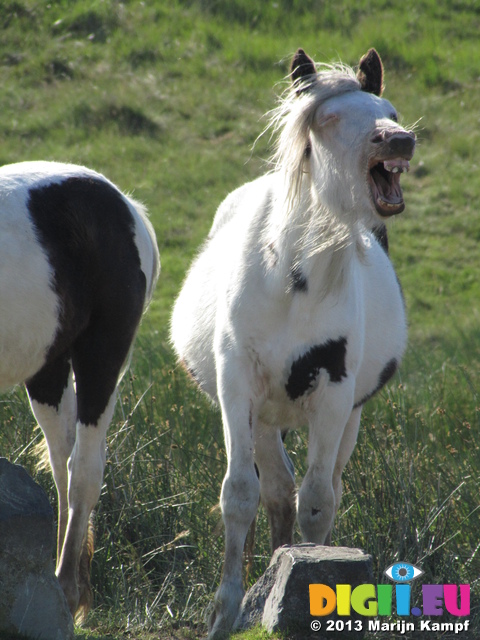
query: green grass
1 1 480 638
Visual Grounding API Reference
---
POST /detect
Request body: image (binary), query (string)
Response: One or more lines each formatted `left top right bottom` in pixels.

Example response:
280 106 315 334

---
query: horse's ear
291 48 316 93
357 48 384 96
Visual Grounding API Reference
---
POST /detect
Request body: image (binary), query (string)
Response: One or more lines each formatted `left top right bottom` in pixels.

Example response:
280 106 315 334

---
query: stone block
235 544 373 639
0 458 74 640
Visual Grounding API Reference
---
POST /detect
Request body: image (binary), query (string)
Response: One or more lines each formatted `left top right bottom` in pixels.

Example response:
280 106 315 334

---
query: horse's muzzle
371 130 416 160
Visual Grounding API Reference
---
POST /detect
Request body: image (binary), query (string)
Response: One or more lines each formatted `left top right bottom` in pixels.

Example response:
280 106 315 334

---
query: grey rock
0 458 74 640
235 544 373 639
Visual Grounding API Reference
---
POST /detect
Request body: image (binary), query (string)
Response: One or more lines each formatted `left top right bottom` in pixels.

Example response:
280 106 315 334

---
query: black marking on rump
291 264 308 293
286 338 347 401
353 358 398 409
26 177 146 424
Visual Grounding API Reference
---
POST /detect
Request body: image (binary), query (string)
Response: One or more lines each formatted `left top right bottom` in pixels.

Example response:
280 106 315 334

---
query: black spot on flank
291 264 308 292
285 338 347 401
353 358 398 409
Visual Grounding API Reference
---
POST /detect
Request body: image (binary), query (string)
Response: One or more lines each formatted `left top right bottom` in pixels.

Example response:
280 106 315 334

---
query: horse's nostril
371 133 383 144
389 134 415 158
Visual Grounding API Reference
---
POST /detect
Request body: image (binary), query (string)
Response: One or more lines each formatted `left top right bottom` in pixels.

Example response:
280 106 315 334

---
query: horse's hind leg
254 423 296 550
56 313 141 618
26 356 76 564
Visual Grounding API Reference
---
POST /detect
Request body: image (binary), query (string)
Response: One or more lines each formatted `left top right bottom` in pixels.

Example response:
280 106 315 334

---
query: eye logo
384 562 424 583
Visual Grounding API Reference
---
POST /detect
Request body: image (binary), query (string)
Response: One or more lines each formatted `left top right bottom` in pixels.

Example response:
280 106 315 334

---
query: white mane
266 63 361 205
260 63 364 286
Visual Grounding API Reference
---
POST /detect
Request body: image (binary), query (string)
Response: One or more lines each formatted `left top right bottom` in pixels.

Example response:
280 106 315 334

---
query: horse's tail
33 427 50 473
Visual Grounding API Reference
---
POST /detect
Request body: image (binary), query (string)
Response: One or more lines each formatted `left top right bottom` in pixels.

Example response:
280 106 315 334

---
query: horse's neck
265 180 359 296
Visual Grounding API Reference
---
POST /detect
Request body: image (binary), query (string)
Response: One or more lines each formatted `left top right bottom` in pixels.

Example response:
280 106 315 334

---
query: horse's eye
390 112 398 123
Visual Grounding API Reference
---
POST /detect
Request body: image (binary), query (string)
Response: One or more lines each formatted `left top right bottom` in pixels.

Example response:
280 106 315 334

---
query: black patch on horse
372 224 389 254
291 264 308 293
286 338 347 401
353 358 398 409
26 354 71 409
26 177 146 424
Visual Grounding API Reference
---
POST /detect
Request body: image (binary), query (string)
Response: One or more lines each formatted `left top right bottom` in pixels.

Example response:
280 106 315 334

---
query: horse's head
288 48 416 223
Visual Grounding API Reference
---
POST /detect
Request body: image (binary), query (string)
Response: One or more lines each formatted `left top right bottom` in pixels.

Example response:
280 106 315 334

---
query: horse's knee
297 472 335 543
221 468 260 525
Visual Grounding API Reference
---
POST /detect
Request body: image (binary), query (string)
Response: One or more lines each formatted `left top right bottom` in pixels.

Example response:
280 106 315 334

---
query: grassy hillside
1 1 480 638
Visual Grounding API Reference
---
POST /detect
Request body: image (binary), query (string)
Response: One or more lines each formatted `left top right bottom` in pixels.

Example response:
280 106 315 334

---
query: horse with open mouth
171 48 415 639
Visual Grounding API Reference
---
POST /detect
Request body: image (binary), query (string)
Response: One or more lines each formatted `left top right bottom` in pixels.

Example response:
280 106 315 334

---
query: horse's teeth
383 159 410 174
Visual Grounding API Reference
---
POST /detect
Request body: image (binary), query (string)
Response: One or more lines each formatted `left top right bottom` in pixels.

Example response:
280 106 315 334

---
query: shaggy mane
258 62 366 295
266 62 361 205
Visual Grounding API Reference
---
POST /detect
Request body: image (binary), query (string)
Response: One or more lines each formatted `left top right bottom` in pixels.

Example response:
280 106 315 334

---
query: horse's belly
259 397 308 429
353 249 407 406
171 250 219 399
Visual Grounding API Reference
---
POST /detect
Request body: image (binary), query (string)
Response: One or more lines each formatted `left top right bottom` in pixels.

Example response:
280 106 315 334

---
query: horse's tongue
377 171 403 204
378 193 403 206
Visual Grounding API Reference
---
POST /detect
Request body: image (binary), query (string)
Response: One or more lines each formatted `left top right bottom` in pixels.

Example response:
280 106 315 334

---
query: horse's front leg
297 376 355 543
208 354 261 640
324 405 362 545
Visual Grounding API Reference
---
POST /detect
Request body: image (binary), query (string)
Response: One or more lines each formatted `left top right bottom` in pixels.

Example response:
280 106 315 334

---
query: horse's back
208 174 275 239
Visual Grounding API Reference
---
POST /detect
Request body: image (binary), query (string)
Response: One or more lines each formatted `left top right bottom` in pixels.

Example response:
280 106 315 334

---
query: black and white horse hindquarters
0 162 159 618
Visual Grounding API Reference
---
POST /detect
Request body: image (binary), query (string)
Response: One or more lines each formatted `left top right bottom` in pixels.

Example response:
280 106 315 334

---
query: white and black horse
171 49 415 638
0 161 159 619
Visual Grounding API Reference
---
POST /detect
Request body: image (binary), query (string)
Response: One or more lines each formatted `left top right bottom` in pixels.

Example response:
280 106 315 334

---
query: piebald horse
0 161 159 619
171 49 415 638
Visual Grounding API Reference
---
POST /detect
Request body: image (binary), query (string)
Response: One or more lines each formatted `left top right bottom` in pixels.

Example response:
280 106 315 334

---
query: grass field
1 1 480 638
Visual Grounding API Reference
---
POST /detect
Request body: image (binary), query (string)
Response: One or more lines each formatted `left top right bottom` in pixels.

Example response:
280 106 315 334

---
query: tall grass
6 329 478 638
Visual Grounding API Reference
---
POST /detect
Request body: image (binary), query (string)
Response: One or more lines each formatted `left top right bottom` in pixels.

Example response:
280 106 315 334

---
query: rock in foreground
0 458 74 640
235 544 373 639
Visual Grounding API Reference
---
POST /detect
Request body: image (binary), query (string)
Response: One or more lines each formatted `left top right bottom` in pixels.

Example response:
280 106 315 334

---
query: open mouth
368 158 410 217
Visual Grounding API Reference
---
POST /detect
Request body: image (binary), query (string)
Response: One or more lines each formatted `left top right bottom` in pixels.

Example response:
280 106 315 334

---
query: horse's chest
250 265 405 424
